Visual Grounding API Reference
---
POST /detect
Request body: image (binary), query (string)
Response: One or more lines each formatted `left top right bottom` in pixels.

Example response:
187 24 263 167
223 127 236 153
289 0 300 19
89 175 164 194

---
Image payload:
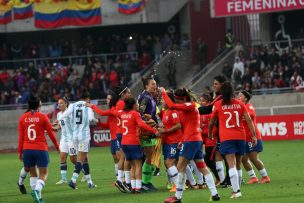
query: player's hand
85 102 92 108
208 132 214 140
18 153 23 161
155 131 161 137
157 127 165 134
177 142 183 149
159 87 166 93
252 136 257 147
144 114 152 120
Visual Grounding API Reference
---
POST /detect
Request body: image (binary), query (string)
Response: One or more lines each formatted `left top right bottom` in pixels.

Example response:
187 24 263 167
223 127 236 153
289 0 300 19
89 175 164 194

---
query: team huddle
17 75 270 203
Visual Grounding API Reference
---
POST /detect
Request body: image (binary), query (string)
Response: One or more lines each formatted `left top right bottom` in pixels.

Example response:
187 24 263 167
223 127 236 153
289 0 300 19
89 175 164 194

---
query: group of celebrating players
17 74 270 203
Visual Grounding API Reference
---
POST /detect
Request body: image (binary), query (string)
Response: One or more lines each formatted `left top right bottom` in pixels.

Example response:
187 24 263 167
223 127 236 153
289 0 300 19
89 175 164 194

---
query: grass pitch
1 140 304 203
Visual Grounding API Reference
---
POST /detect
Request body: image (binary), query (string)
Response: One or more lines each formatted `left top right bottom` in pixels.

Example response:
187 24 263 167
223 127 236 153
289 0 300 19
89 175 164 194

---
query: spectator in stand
268 48 280 68
197 38 208 70
0 68 10 86
222 62 232 79
216 41 224 56
139 51 151 70
290 71 303 89
181 34 190 51
242 67 252 85
251 72 261 89
161 33 173 50
153 37 162 62
232 57 244 78
235 40 244 57
225 29 233 49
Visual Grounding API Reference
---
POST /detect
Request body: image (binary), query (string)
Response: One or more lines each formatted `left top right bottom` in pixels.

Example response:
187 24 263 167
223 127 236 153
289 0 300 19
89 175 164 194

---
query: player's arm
208 117 216 140
161 90 195 111
244 111 257 146
89 104 112 116
98 118 110 129
17 119 24 161
60 104 74 120
88 108 98 123
45 116 60 151
139 97 148 116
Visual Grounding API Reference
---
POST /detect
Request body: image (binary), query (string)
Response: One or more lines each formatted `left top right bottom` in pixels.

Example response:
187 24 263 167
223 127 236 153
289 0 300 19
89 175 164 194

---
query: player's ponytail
174 88 192 102
221 82 233 105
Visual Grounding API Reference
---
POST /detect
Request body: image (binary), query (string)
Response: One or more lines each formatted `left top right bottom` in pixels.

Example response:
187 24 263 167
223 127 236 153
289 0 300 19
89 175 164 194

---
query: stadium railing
252 87 295 95
0 52 139 70
255 104 304 116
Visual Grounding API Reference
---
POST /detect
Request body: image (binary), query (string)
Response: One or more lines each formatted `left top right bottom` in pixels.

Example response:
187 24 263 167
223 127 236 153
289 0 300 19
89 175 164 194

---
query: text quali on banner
90 126 111 147
256 114 304 141
211 0 304 17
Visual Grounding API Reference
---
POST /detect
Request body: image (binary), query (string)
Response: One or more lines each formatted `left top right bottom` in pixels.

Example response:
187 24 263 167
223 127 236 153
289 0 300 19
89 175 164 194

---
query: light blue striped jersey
57 111 73 142
60 101 96 141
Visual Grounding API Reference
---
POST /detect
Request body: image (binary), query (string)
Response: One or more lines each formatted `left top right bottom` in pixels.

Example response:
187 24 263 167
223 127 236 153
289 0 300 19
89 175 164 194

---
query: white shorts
73 139 90 153
59 141 77 156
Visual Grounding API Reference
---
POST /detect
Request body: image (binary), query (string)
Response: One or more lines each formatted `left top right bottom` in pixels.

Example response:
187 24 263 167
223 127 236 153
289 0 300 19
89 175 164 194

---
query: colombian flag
0 5 12 24
34 0 101 29
118 0 146 14
13 3 33 20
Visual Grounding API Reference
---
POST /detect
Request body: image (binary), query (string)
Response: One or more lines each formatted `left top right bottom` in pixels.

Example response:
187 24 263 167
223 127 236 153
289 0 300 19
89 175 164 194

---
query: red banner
90 126 111 147
256 114 304 141
211 0 304 17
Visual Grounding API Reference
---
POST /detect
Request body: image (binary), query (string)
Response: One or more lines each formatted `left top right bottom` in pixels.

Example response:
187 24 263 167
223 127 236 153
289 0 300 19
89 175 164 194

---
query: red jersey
242 103 262 141
18 111 59 154
162 91 202 142
91 105 117 140
200 114 217 147
121 110 157 145
115 100 125 134
212 99 247 142
161 109 183 144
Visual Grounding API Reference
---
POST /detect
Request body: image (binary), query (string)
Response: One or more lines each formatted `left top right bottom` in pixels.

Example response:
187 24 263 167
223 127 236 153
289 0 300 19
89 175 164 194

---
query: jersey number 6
27 124 37 140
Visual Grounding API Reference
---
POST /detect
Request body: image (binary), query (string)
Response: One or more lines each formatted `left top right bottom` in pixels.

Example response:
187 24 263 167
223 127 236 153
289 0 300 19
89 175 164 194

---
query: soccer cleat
115 180 127 193
68 180 77 190
147 183 158 190
17 181 27 194
88 183 97 189
198 183 207 189
141 183 153 192
122 182 132 192
219 181 231 188
81 175 87 183
164 196 182 203
209 194 221 201
260 176 271 184
188 183 199 190
230 191 242 199
169 184 176 193
247 177 259 184
31 190 40 203
56 179 67 185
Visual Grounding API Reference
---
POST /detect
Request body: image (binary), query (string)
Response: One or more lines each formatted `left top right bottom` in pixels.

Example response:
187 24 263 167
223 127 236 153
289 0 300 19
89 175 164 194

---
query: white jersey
60 101 97 141
57 111 73 142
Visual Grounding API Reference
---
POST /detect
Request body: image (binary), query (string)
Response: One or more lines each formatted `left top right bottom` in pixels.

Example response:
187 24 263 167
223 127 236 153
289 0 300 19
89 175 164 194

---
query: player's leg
214 151 225 184
225 153 241 198
204 146 220 185
56 152 68 184
242 154 258 184
152 138 162 176
83 156 97 188
190 160 205 187
249 152 270 183
142 144 156 190
130 160 136 193
185 164 198 189
134 159 143 193
236 154 243 187
17 166 29 194
123 160 132 192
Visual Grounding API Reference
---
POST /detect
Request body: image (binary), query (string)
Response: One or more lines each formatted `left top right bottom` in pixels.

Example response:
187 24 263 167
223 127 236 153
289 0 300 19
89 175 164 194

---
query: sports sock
124 171 131 184
190 161 204 185
229 167 240 193
35 179 45 199
204 173 218 196
175 172 186 199
142 162 151 184
216 161 225 183
168 166 178 184
259 168 268 177
115 164 118 177
71 162 83 183
83 162 93 184
185 165 196 185
19 167 28 185
60 162 67 181
135 179 142 190
247 169 256 178
117 170 124 182
131 180 136 189
147 164 155 183
30 177 38 190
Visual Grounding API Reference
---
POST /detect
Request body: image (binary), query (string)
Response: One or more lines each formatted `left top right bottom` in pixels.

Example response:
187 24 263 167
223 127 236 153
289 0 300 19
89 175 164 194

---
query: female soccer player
238 90 270 184
208 82 257 198
199 94 220 185
120 98 159 193
53 97 77 185
161 88 220 203
158 91 183 192
18 95 59 203
138 77 158 191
